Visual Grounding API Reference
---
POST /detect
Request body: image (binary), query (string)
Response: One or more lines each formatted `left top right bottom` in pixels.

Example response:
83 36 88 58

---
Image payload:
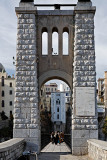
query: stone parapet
0 138 25 160
88 139 107 160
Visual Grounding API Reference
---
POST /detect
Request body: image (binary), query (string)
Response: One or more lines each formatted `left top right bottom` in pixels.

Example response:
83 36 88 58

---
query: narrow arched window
2 76 4 86
42 28 48 55
52 27 58 55
56 99 60 105
2 90 4 97
57 114 59 119
57 107 59 112
63 28 69 55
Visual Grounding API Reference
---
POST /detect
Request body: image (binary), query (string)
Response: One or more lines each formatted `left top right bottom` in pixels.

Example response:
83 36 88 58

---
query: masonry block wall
72 1 98 155
0 138 25 160
88 139 107 160
14 1 97 156
13 2 41 153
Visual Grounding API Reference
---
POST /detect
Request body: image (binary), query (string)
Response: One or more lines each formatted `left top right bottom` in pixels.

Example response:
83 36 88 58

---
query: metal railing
41 133 50 150
64 134 71 149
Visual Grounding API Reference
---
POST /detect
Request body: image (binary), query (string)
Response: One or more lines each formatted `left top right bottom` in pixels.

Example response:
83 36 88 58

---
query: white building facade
59 82 71 110
51 92 66 132
0 64 15 118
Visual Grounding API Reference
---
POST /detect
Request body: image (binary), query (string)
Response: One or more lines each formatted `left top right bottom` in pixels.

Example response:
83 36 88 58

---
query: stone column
72 1 98 155
13 2 41 153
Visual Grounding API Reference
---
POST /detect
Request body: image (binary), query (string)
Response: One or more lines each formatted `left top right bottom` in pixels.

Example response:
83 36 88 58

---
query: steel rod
34 4 77 7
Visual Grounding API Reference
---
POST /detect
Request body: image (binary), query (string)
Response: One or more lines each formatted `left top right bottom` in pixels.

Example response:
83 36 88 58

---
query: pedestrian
57 132 60 144
51 132 54 144
54 131 59 145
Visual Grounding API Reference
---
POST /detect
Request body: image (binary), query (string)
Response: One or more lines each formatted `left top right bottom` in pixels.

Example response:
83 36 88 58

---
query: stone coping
87 139 107 151
37 10 74 16
0 138 25 152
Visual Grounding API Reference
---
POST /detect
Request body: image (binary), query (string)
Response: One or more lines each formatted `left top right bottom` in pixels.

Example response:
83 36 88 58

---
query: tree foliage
1 111 8 120
102 117 107 136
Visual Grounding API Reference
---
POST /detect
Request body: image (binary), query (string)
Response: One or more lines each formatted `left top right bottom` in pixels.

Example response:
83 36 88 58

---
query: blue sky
0 0 107 80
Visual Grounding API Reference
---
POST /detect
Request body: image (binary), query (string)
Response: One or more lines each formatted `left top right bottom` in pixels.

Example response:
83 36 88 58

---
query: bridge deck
38 142 91 160
41 142 71 153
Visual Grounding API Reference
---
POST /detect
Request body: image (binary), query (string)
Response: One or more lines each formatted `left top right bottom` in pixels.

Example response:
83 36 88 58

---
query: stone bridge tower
14 0 98 155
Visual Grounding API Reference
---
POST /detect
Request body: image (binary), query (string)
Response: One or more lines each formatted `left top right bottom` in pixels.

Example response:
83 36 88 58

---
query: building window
48 88 50 91
41 90 43 96
67 97 70 102
57 107 59 112
10 101 12 106
66 93 68 96
42 27 48 55
2 90 4 97
10 83 12 87
2 100 4 107
10 90 12 95
52 27 58 55
51 88 53 92
63 28 69 55
10 111 12 114
2 76 4 86
57 114 59 119
56 99 60 105
56 93 59 96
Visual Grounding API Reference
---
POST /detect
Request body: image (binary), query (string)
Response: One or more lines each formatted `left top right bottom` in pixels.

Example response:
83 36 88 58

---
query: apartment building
97 78 104 103
51 92 66 132
0 63 15 118
40 83 58 111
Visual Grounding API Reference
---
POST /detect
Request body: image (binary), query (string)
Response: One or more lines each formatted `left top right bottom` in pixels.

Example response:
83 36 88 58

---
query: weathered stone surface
75 87 95 116
72 1 97 156
14 7 40 154
72 146 88 156
14 0 98 157
88 139 107 160
72 130 90 139
0 138 25 160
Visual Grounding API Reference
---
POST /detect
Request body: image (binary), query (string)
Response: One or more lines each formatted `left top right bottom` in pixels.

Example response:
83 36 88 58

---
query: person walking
54 131 59 145
51 132 54 144
57 132 60 144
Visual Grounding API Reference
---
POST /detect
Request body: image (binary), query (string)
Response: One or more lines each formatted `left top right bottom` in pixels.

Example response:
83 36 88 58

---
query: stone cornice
74 8 96 14
15 7 37 14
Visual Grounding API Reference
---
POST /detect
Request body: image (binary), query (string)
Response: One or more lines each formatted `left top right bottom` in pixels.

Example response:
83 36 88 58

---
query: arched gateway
14 0 98 155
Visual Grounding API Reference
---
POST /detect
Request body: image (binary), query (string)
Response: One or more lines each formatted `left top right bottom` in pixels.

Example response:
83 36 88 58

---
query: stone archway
39 70 72 90
39 72 72 150
14 0 98 155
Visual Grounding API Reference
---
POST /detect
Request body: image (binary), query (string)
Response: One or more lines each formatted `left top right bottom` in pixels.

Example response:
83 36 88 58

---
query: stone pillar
72 1 98 155
13 2 41 153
